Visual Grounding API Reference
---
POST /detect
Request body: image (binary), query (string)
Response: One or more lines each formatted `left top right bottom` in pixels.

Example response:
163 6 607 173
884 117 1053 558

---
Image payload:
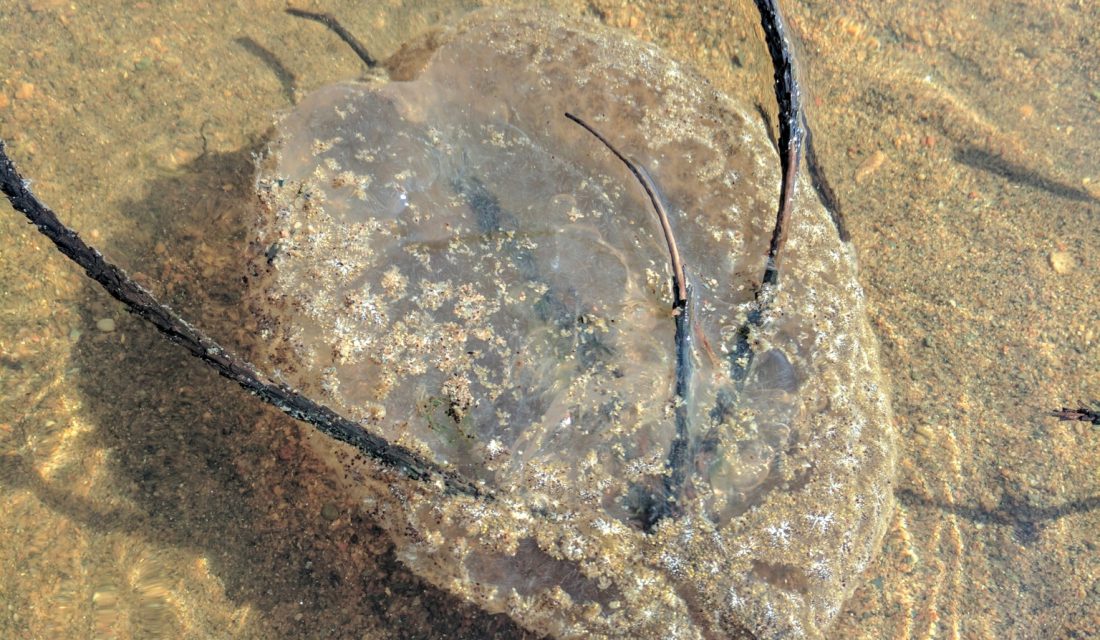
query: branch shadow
236 36 298 104
895 486 1100 545
953 145 1099 204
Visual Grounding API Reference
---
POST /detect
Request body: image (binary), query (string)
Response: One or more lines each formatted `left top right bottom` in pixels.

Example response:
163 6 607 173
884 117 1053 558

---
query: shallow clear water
0 1 1096 638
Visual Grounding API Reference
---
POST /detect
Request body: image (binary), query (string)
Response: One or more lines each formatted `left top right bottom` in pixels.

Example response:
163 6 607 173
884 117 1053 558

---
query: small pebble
95 317 116 332
914 424 936 442
1048 250 1074 274
15 82 35 101
1082 178 1100 200
0 94 9 109
321 502 340 521
854 150 886 183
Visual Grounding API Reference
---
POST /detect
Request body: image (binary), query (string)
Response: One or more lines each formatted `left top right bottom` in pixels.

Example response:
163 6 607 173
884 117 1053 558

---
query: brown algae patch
248 9 895 639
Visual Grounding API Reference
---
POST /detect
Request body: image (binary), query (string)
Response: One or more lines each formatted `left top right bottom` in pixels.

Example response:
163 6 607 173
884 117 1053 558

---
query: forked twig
0 140 483 499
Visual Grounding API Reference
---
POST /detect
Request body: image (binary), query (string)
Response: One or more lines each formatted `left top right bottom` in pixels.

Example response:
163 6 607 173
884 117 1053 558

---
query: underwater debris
1052 403 1100 426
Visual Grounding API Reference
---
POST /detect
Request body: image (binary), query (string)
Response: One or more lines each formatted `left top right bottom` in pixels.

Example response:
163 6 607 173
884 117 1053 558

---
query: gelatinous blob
248 9 895 639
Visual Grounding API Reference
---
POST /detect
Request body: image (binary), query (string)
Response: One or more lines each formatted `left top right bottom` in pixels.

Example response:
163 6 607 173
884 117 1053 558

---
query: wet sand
0 1 1096 638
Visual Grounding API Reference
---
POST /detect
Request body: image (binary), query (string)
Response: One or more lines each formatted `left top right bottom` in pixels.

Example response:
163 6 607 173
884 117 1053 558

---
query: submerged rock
249 8 895 639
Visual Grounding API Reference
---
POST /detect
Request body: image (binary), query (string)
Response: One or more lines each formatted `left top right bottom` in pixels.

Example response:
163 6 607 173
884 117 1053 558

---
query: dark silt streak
449 171 615 368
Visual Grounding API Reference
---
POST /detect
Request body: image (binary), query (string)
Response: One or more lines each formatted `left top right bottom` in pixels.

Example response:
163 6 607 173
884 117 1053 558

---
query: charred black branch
286 7 379 69
753 0 805 287
0 140 483 499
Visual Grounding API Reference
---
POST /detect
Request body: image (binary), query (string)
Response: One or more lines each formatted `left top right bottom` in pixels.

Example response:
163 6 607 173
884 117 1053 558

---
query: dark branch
1052 404 1100 426
285 7 379 69
753 0 805 286
725 0 808 386
0 139 483 499
564 111 695 530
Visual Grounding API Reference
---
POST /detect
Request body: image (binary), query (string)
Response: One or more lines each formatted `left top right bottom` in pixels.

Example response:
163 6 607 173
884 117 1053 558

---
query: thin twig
565 112 695 529
0 139 483 499
286 7 378 69
564 112 688 305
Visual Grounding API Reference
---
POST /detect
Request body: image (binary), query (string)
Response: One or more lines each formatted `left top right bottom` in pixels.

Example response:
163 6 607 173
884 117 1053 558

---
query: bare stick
0 140 483 499
286 7 379 69
753 0 805 286
564 112 688 306
565 112 695 529
725 0 807 386
1052 404 1100 426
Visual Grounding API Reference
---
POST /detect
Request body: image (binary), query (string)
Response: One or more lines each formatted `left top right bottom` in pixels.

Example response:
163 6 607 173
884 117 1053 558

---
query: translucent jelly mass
250 10 894 639
260 51 793 521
